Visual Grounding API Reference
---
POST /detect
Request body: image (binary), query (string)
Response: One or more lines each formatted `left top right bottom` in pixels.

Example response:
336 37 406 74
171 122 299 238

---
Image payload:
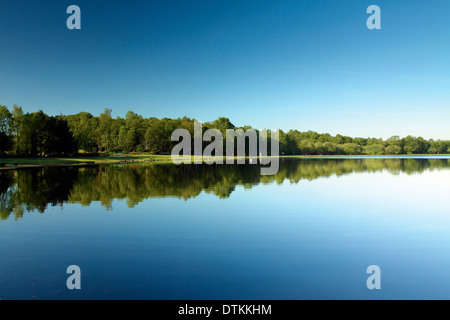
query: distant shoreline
0 155 172 170
1 154 449 171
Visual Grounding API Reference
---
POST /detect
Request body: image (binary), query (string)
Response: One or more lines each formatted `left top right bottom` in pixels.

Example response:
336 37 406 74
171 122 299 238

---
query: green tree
364 144 384 155
0 105 12 135
11 105 24 154
385 145 402 155
0 105 13 154
341 143 362 155
97 108 114 152
66 112 98 152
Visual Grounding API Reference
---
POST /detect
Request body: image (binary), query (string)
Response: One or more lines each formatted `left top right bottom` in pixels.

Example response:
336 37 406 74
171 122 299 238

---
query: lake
1 157 450 300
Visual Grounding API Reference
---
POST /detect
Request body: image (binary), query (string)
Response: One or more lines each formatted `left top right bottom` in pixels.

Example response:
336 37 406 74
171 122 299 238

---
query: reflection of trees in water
1 158 449 220
0 167 80 220
0 171 18 220
68 164 262 209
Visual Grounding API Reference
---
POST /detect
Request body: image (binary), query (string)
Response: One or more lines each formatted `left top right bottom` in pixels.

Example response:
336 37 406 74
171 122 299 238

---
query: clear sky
0 0 449 139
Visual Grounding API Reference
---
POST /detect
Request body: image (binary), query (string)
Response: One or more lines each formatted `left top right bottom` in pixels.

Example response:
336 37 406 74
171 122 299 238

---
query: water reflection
1 158 450 220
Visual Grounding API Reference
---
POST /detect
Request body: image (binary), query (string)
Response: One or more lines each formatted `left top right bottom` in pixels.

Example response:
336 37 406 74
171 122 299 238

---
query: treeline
1 104 449 156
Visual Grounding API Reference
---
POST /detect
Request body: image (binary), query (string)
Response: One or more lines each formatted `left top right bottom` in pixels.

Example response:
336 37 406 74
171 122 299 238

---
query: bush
385 145 402 155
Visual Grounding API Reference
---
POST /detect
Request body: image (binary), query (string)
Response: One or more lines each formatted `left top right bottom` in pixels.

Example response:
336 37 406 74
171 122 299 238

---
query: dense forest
1 104 449 157
1 158 450 220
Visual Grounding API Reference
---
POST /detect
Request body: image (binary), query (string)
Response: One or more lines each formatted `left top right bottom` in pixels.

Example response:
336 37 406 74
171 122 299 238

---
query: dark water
1 157 450 299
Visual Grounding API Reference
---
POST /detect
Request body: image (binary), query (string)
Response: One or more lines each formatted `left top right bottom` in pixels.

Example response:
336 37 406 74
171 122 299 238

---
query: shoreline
1 154 449 171
0 156 172 171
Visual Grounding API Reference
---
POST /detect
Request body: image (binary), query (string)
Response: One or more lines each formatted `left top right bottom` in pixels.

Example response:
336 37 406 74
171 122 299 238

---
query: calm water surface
1 157 450 299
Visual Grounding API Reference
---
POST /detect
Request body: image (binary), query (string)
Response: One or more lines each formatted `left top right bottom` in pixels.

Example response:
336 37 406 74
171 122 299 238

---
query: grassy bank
1 154 448 170
0 155 173 169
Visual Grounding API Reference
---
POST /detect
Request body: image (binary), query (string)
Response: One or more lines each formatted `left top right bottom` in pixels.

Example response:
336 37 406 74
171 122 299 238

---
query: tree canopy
0 105 449 157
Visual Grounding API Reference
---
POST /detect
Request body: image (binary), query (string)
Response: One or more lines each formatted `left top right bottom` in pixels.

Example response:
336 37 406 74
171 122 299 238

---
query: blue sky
0 0 449 139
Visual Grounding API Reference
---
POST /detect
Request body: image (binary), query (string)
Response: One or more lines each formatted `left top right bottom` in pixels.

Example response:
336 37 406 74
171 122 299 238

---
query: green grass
1 153 448 169
0 154 172 167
